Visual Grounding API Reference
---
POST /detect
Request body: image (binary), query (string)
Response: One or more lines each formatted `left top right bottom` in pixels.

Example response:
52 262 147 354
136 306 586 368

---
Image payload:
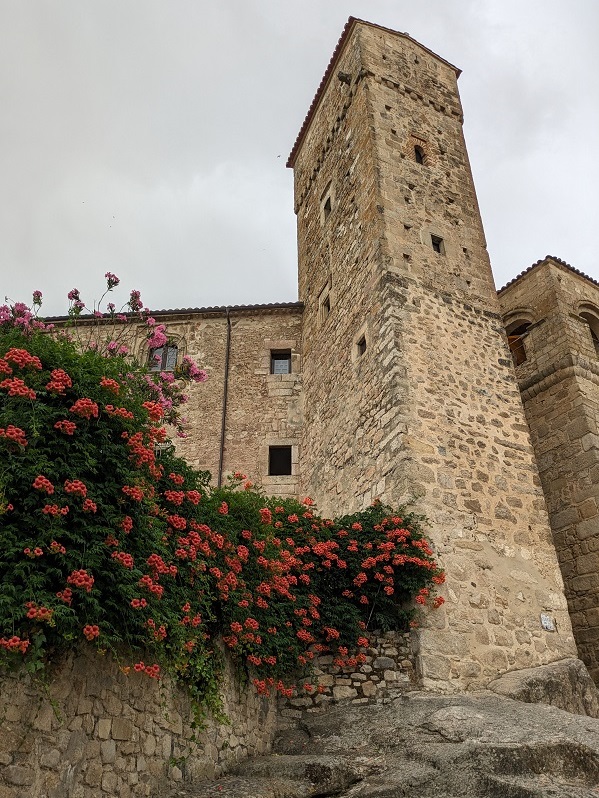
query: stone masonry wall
499 260 599 680
71 305 304 499
0 647 276 798
291 19 576 692
277 631 416 724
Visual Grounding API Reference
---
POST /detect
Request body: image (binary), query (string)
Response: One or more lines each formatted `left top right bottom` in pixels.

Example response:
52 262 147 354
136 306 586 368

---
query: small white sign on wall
540 613 556 632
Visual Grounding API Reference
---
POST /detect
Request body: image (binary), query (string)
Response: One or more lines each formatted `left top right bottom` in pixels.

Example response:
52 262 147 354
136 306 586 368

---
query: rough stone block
101 739 116 764
112 717 134 741
4 766 35 786
373 656 395 670
97 718 112 740
332 686 358 701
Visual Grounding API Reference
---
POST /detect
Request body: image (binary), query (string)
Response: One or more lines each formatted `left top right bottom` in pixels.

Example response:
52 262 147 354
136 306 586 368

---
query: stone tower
288 18 577 688
499 257 599 681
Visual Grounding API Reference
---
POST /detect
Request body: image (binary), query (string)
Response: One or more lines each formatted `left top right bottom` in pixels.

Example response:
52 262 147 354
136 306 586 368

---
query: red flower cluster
82 499 97 513
112 551 134 568
99 377 121 394
83 625 100 641
0 425 28 446
46 369 72 394
54 419 77 435
67 569 94 592
133 661 160 678
0 377 36 399
164 490 185 505
69 398 99 419
64 479 87 498
56 588 73 604
139 574 164 598
33 475 54 494
142 401 164 421
259 507 272 524
49 540 66 554
122 485 144 502
0 635 30 653
105 405 134 420
25 602 53 621
3 348 42 370
42 504 69 516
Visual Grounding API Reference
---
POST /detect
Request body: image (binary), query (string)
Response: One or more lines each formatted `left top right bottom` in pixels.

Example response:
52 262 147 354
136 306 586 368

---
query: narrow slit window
268 446 292 476
319 292 331 323
323 196 332 219
357 335 367 356
271 350 291 374
414 145 425 164
431 235 444 254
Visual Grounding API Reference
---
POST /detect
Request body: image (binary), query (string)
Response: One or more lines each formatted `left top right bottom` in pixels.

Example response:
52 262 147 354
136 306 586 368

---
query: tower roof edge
498 256 599 294
286 16 462 169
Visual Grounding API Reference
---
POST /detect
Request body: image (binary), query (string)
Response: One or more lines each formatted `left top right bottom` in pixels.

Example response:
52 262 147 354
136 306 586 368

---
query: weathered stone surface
487 656 599 717
171 690 599 797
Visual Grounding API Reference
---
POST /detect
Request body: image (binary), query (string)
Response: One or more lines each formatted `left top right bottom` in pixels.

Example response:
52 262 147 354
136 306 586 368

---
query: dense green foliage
0 325 444 704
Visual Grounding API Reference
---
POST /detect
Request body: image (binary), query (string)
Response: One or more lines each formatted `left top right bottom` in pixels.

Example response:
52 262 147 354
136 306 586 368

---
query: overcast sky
1 1 597 316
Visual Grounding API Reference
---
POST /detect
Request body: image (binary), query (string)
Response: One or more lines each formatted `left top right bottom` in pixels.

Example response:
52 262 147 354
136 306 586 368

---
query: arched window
414 145 425 164
506 320 531 366
579 307 599 358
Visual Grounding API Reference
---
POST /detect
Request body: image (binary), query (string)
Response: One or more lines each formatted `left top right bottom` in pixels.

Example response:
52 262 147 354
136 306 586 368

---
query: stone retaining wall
278 631 416 723
0 647 276 798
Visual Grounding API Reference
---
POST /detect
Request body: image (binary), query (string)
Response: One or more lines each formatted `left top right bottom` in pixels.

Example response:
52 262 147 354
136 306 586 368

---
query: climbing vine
0 288 444 706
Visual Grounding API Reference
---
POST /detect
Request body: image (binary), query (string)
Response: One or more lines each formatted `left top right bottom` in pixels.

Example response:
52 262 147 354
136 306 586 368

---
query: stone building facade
90 19 598 690
499 257 599 681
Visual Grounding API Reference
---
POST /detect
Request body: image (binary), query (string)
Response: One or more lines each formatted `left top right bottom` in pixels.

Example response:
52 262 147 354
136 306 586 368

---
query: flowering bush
2 277 207 435
0 294 444 707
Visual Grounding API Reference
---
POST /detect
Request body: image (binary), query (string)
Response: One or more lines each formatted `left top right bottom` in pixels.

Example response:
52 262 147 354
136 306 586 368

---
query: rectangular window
431 235 445 254
149 344 178 372
270 350 292 374
268 446 292 476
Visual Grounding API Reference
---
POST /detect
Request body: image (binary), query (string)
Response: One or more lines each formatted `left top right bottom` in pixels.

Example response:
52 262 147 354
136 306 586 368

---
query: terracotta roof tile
497 256 599 294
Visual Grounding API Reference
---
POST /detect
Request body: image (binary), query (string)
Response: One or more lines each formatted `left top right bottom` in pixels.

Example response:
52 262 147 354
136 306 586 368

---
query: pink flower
128 290 143 312
105 272 120 289
147 325 167 350
67 288 80 301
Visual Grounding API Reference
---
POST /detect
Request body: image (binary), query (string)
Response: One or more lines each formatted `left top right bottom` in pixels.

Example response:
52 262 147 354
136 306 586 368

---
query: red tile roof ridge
497 256 599 294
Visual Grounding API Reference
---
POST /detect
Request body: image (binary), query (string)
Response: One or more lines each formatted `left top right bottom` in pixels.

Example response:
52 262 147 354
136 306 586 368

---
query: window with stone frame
149 344 178 372
580 309 599 359
270 350 292 375
268 446 292 476
506 321 531 366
